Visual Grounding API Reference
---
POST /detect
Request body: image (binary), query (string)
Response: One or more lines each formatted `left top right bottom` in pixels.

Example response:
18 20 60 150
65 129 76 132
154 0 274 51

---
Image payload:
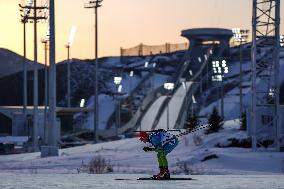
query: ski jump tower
251 0 282 151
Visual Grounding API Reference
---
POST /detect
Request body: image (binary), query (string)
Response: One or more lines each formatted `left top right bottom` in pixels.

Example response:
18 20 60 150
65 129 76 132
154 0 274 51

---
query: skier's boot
152 167 170 180
162 167 170 179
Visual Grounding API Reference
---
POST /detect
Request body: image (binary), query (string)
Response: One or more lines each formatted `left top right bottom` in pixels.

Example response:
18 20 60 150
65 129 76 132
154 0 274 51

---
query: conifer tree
185 113 200 131
206 107 223 134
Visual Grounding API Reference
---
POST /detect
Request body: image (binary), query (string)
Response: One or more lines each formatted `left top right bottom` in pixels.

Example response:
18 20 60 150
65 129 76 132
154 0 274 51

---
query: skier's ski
137 177 194 180
115 177 195 181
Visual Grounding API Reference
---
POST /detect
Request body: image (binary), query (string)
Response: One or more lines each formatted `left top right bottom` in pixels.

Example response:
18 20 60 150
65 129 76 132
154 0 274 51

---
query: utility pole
19 0 48 152
48 0 58 149
19 0 33 136
41 35 49 144
33 0 39 151
84 0 103 143
22 19 28 116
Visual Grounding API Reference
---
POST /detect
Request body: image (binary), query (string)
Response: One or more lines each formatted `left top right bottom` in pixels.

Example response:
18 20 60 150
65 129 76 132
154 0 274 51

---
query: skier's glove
143 147 153 152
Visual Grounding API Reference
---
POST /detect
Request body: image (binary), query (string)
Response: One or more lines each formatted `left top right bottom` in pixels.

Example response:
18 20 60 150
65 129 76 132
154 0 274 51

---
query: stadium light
164 82 174 90
211 57 228 118
280 35 284 47
67 25 77 47
118 85 123 93
129 70 134 77
192 95 197 104
198 57 202 63
232 28 249 43
114 76 122 85
269 88 275 97
211 59 229 81
144 61 149 68
80 99 86 108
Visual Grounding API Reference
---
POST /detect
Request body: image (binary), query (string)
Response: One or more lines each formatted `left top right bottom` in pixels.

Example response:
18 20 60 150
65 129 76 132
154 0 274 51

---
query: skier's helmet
139 131 149 142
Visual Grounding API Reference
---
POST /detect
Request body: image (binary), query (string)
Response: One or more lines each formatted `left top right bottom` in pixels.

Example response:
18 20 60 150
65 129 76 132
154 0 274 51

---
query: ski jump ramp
152 81 193 130
140 96 167 131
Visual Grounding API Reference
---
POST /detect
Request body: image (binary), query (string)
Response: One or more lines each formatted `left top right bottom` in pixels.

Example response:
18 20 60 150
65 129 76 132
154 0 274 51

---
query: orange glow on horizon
0 0 283 64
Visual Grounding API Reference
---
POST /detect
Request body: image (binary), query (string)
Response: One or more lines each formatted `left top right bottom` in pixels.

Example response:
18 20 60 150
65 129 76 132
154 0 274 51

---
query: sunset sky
0 0 283 63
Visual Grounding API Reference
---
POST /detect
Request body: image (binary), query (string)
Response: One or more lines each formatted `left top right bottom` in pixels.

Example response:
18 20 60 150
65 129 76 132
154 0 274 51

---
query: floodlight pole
221 79 224 118
167 99 170 130
66 44 71 107
22 19 27 117
239 39 243 118
19 0 50 151
94 1 99 143
191 97 194 116
19 0 49 152
41 38 48 144
48 0 57 148
19 0 32 120
129 71 133 94
164 83 174 130
32 0 39 151
114 77 122 137
116 94 121 137
275 0 281 151
237 30 248 119
84 0 103 143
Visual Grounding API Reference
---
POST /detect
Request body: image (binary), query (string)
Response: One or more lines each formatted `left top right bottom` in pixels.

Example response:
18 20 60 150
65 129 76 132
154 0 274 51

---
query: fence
120 42 189 57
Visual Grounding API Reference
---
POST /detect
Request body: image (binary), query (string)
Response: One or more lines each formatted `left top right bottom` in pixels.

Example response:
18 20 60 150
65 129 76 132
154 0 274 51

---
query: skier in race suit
139 129 179 179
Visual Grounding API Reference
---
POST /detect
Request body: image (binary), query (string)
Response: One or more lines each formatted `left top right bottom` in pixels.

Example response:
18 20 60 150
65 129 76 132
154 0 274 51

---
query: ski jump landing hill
104 28 233 137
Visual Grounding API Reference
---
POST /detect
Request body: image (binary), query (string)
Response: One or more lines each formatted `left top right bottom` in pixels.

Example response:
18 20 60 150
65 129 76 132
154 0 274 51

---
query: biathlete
138 129 179 179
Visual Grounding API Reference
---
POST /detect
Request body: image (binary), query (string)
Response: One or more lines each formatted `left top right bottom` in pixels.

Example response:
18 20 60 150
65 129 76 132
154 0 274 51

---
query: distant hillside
0 48 43 78
0 51 182 109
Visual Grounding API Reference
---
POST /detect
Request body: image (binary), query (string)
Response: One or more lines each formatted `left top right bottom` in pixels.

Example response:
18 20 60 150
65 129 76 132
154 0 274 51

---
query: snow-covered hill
0 48 43 78
199 46 284 120
0 120 283 175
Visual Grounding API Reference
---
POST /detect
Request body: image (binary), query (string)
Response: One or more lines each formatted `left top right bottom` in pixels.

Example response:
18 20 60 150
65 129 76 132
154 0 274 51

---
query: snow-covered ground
0 174 283 189
0 120 283 176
